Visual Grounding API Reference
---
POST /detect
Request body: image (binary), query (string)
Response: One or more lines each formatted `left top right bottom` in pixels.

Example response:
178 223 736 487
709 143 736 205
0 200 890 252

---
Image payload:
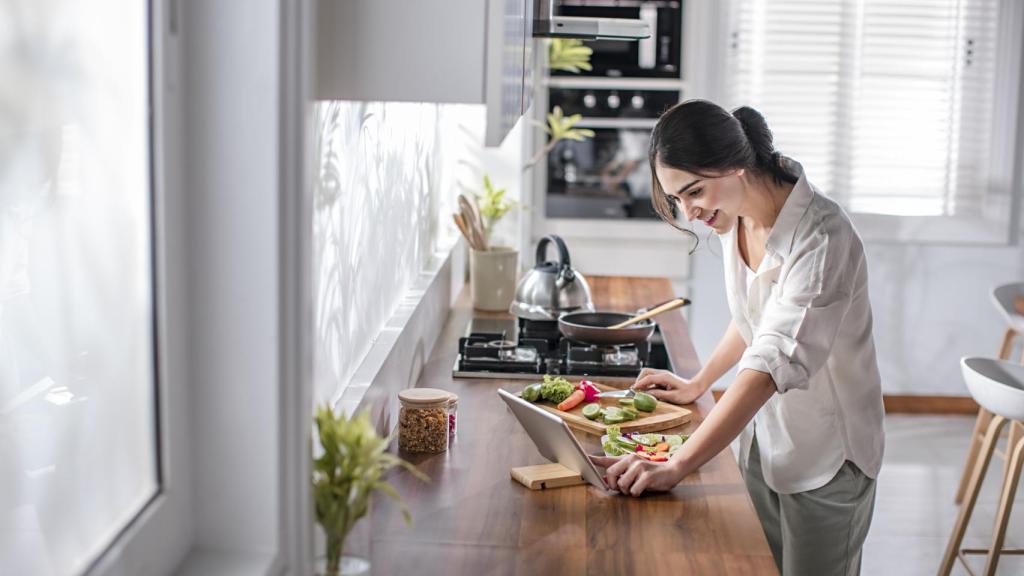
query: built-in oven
553 0 682 79
545 87 679 220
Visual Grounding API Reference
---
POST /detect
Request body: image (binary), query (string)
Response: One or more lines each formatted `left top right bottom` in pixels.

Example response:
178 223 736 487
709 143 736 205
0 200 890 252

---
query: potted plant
313 405 427 576
457 176 522 311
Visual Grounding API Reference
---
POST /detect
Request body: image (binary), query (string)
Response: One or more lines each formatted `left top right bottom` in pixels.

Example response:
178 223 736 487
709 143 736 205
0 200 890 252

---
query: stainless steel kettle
509 235 594 320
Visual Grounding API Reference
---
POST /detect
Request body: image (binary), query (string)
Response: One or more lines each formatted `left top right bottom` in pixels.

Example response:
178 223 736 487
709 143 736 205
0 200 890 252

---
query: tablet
497 388 611 491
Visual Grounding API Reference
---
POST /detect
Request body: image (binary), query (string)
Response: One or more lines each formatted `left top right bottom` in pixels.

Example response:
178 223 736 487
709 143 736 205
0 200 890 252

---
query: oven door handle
638 4 658 69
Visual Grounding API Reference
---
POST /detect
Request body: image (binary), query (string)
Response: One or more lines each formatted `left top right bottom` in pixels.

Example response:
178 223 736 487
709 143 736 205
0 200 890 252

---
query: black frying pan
557 297 691 347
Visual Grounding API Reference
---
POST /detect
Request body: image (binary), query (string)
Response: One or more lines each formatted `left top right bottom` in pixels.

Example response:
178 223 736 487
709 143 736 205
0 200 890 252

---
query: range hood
532 0 650 40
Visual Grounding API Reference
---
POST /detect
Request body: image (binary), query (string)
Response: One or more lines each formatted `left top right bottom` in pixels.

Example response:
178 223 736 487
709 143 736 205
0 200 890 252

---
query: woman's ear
735 168 746 178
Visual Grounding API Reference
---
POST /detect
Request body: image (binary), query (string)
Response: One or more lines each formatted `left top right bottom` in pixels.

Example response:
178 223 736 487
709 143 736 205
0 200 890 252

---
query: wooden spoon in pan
607 297 690 329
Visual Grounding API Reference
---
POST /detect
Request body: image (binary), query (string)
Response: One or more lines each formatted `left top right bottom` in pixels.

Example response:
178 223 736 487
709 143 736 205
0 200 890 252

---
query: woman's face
654 162 746 234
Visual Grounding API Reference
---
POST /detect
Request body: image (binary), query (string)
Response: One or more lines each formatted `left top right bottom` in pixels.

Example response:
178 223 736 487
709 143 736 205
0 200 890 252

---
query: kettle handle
536 235 574 280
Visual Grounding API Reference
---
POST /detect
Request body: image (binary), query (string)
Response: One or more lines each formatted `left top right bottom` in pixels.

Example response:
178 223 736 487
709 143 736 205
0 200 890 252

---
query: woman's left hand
591 454 685 496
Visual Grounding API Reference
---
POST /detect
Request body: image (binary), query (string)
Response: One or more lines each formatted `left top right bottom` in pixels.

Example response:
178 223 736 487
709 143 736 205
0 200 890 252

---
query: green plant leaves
548 39 593 73
313 405 427 568
474 175 518 241
545 106 596 143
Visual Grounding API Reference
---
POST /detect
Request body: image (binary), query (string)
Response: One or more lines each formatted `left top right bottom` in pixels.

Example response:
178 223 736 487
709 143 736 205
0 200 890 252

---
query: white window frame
86 1 193 573
709 0 1024 246
87 1 315 574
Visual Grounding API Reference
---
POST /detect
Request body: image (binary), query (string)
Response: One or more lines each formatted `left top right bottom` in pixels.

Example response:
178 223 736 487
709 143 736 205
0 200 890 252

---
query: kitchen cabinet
316 0 532 147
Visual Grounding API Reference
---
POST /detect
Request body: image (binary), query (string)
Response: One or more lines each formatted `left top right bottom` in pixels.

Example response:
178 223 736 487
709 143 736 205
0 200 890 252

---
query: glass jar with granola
398 388 450 454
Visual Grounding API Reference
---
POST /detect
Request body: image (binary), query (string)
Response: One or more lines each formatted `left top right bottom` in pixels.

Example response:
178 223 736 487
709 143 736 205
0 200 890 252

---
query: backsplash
313 101 486 404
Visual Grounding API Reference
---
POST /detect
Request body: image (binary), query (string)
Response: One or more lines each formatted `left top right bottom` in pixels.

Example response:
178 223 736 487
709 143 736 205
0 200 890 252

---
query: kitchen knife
596 388 635 399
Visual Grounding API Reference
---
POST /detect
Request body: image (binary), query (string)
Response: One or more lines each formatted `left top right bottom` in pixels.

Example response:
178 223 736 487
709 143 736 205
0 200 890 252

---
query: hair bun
731 106 776 169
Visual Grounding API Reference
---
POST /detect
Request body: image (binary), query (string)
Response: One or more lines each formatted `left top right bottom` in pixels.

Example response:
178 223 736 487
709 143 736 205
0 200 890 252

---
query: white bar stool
955 283 1024 505
940 357 1024 576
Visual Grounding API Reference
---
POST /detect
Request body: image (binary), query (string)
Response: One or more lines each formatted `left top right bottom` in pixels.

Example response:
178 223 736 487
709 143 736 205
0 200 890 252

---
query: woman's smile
703 209 719 227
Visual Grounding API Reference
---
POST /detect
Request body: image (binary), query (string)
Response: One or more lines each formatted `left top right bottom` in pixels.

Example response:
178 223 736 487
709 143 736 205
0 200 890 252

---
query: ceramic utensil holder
470 246 518 311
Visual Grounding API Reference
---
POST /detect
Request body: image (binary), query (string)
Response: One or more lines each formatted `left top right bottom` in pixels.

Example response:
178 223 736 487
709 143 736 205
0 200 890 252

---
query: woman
591 100 885 575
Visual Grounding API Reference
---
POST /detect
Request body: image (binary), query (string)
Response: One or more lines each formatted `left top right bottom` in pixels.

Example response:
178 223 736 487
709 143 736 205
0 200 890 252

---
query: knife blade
596 389 636 399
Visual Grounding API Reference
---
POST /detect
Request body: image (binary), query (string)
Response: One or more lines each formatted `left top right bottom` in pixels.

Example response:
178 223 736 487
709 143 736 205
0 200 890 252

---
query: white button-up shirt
724 161 885 494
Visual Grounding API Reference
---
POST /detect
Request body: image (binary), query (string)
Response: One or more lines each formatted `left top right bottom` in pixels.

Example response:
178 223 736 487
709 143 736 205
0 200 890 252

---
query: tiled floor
863 415 1024 575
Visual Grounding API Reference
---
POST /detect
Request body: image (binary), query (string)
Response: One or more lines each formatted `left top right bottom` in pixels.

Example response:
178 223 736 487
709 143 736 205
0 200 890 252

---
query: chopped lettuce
540 374 575 404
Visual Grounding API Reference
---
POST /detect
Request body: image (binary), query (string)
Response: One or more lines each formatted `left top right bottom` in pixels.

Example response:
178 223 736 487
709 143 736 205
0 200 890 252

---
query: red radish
576 380 601 403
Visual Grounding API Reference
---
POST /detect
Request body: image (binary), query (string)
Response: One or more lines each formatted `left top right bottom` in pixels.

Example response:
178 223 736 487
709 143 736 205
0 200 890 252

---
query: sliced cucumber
582 403 602 420
618 397 634 406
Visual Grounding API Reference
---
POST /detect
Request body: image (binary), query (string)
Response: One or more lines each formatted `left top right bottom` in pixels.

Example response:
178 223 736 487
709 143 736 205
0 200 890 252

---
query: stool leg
1004 421 1024 485
957 408 994 504
940 415 1008 576
983 431 1024 576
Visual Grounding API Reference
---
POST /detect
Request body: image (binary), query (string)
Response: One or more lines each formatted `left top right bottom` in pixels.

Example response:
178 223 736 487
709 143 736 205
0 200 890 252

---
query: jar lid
398 387 451 406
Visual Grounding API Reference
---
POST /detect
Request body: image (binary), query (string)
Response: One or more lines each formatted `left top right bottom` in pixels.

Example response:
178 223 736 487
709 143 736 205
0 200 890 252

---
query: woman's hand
632 368 705 405
591 454 684 496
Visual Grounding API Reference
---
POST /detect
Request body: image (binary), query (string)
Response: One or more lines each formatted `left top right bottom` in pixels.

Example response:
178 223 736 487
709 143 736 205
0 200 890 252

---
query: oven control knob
606 92 621 109
582 92 597 109
631 94 645 109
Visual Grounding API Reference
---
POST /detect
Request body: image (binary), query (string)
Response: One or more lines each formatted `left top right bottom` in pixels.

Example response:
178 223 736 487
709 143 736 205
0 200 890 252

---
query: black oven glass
546 128 659 220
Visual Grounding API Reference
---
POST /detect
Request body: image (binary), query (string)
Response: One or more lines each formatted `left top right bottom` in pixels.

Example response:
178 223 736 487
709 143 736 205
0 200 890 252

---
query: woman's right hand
632 368 704 405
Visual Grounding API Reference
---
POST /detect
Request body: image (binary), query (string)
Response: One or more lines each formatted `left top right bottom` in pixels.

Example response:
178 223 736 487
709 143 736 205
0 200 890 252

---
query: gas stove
452 316 673 384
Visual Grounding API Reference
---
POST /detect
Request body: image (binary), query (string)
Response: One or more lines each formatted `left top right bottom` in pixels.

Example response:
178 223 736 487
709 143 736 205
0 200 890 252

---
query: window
0 1 158 574
725 0 1018 238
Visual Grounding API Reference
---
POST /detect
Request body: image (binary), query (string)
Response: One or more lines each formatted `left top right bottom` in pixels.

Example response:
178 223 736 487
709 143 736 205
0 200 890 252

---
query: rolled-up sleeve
738 228 857 393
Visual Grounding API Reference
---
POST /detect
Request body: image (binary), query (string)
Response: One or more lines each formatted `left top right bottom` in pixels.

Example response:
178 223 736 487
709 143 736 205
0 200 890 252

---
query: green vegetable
618 397 634 406
665 434 688 447
620 407 639 421
582 403 602 420
540 375 575 404
602 441 626 457
633 391 658 412
603 414 625 424
606 425 622 440
521 383 542 402
614 435 638 450
635 434 660 447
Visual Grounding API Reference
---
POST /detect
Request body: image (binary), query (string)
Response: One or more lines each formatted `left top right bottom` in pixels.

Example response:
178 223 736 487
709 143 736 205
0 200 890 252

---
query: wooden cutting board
522 381 691 436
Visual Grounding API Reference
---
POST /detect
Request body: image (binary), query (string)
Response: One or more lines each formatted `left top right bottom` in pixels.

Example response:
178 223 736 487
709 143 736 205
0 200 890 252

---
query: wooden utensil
607 297 690 329
452 213 480 250
458 194 488 251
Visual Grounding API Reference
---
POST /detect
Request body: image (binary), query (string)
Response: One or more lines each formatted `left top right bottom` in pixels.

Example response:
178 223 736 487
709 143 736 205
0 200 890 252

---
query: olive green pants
740 435 877 576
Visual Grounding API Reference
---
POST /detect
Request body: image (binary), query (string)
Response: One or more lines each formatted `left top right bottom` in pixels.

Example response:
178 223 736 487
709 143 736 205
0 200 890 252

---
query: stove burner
454 316 671 381
603 347 639 366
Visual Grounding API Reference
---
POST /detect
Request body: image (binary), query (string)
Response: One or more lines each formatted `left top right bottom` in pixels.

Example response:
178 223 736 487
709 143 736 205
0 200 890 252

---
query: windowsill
334 235 463 430
176 550 279 576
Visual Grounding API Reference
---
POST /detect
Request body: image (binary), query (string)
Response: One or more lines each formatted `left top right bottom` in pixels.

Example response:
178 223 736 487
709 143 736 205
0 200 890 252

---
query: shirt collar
764 158 814 257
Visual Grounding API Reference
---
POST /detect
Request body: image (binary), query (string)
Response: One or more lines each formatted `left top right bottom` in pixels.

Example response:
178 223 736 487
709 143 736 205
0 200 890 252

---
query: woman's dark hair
648 100 798 243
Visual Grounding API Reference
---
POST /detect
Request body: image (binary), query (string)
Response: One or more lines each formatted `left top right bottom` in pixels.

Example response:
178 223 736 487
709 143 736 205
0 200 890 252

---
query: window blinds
726 0 1000 217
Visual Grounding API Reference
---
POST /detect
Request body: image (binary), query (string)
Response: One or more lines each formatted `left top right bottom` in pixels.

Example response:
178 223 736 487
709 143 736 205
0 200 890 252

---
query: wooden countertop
362 276 777 575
